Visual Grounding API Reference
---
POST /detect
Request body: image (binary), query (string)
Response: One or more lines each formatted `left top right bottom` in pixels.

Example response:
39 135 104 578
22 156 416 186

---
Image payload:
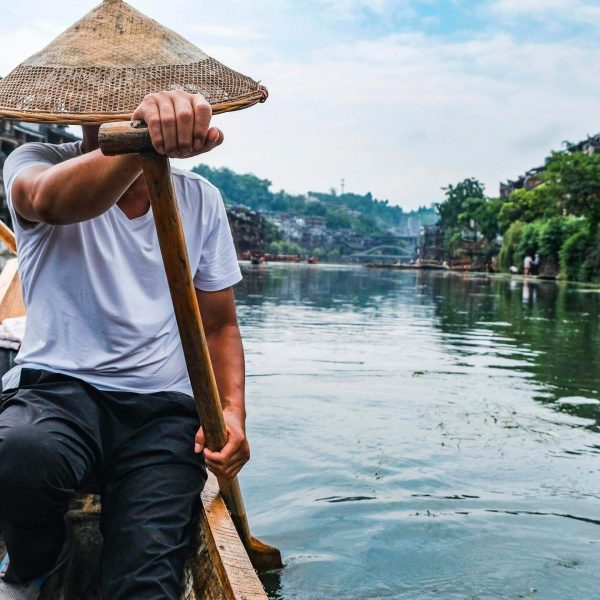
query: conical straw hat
0 0 267 125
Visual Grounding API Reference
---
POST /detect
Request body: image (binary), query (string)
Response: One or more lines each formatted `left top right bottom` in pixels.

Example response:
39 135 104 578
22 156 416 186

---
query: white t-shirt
2 141 242 395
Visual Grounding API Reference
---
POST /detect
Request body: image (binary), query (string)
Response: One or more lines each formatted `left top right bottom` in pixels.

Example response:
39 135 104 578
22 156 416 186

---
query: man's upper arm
10 165 51 225
3 143 56 228
195 287 239 336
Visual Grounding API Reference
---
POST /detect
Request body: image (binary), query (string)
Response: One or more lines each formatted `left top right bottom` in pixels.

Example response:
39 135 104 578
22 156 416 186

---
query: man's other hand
132 91 224 158
194 410 250 479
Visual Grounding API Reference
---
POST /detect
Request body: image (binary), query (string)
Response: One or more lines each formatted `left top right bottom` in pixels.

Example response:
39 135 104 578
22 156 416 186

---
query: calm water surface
235 264 599 600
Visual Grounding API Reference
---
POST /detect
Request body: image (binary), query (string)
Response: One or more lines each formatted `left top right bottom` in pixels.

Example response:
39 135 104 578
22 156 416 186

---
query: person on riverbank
0 1 265 598
533 253 541 275
524 254 533 276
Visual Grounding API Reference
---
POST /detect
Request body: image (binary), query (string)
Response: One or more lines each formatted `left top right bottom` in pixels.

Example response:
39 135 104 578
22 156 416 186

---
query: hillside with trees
192 164 437 258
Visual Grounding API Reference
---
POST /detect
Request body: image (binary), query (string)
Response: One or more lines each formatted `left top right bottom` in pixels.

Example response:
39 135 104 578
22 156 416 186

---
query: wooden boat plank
189 474 268 600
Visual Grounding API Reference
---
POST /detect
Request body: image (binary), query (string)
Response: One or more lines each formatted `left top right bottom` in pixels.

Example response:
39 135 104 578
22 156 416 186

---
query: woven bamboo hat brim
0 0 267 125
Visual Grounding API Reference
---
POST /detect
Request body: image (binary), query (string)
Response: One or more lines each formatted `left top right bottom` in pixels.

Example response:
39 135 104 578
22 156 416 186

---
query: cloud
489 0 600 27
188 24 266 42
319 0 408 19
183 28 600 208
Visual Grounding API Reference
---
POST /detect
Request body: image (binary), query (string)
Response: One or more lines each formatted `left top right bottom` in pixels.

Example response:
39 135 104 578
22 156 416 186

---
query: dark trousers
0 369 207 600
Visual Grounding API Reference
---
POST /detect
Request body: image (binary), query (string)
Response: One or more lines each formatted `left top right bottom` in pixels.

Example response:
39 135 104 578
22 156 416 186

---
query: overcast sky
1 0 599 209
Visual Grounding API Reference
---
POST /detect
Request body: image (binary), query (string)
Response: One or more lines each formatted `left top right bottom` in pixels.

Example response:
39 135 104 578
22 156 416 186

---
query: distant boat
307 256 318 264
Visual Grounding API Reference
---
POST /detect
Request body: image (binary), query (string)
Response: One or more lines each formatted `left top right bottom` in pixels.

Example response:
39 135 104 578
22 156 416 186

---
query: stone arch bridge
350 237 418 264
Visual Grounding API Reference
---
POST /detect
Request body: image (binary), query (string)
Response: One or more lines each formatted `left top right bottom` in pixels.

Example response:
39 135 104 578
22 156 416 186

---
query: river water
234 264 599 600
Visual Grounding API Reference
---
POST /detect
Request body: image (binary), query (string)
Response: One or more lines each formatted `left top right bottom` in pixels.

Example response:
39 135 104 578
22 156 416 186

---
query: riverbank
363 262 600 289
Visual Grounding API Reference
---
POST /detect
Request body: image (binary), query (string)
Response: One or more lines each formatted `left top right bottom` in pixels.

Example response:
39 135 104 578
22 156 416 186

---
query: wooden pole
99 122 282 572
0 220 17 255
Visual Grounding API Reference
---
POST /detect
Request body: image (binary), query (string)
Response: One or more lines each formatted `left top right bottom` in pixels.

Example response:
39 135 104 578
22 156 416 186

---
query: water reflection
239 265 599 427
240 264 401 311
425 272 599 428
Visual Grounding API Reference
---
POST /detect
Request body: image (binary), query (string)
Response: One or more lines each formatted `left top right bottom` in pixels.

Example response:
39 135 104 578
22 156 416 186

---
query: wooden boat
0 258 268 600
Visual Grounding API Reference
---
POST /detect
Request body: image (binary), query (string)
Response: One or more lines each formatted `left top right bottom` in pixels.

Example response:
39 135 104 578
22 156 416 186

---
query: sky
0 0 599 210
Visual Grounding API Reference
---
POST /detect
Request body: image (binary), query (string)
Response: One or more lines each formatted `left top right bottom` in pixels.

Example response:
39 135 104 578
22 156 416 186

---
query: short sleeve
3 143 60 233
193 188 242 292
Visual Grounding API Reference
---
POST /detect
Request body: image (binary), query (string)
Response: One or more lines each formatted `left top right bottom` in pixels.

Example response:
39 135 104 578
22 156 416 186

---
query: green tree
263 218 283 244
193 165 272 208
498 185 558 232
515 221 542 267
560 222 590 281
580 224 600 282
436 178 486 232
537 217 580 268
303 202 327 217
543 151 600 226
325 208 352 230
268 240 304 255
473 197 503 242
497 221 524 271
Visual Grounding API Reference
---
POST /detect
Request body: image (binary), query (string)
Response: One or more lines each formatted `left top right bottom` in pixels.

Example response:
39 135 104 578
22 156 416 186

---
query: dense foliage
436 149 600 282
435 178 502 259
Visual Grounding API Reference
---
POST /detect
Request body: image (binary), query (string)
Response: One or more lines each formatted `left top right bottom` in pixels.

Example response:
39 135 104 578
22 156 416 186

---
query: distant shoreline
238 259 600 289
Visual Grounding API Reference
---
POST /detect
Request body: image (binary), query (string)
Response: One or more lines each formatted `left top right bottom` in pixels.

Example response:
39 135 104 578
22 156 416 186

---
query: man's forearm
200 321 250 476
26 150 142 225
205 323 246 425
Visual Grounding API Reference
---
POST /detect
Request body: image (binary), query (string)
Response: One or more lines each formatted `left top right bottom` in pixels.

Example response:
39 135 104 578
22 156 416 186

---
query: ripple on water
557 397 600 405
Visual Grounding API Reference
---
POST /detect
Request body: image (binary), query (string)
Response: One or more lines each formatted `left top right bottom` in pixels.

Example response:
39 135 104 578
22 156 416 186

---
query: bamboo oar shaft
139 155 227 447
141 155 281 569
0 221 17 255
99 122 282 571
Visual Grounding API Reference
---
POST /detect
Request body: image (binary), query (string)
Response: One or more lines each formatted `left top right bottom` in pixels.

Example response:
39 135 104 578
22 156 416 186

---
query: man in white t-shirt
0 91 249 599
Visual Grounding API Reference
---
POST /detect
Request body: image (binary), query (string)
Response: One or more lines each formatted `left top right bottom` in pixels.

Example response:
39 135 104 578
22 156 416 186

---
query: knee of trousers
0 425 76 519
